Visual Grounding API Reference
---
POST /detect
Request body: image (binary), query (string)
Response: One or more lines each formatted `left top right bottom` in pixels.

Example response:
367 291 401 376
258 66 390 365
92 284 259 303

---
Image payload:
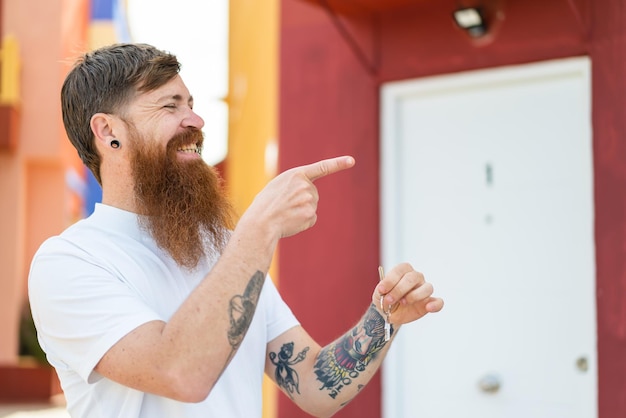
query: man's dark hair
61 43 181 184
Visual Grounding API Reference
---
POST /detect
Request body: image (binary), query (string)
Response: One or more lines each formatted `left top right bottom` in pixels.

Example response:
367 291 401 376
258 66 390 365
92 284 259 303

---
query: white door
380 57 596 418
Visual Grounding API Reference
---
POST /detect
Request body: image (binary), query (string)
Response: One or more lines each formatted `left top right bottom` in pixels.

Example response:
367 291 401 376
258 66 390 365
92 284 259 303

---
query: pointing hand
242 156 355 239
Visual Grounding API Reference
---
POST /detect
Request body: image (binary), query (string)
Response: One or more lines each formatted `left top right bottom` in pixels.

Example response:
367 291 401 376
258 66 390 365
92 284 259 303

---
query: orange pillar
228 0 279 417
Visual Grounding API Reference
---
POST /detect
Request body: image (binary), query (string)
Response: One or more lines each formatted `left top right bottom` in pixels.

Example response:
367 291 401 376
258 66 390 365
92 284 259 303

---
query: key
379 266 392 342
384 313 391 341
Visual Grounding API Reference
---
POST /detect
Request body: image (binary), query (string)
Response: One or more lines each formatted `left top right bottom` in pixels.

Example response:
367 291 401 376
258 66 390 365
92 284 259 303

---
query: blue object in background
84 167 102 216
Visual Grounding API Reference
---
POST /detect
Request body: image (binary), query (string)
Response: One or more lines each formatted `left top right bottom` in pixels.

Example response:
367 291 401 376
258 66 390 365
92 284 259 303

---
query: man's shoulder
38 216 106 249
35 212 142 265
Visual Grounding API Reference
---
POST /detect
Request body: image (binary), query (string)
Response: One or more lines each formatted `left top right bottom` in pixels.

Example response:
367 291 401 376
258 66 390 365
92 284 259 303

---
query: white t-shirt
28 203 299 418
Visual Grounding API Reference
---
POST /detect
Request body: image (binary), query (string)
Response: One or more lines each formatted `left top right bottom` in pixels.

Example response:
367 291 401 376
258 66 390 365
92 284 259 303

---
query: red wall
590 0 626 415
279 2 381 417
279 0 626 416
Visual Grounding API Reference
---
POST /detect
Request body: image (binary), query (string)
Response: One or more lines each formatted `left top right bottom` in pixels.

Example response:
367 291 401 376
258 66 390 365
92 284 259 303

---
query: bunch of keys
378 266 392 342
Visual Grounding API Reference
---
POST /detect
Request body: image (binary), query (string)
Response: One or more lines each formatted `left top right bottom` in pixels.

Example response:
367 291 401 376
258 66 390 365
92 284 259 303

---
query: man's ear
90 113 116 148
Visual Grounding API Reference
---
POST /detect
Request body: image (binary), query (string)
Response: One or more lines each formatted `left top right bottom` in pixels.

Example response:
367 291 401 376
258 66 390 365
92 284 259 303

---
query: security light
453 7 488 38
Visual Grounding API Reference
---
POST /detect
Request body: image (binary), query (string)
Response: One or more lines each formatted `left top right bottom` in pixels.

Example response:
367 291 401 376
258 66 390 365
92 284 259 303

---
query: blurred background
1 0 625 417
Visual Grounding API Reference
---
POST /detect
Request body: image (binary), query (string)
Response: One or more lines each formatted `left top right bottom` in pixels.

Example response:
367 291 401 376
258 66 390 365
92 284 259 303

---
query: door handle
478 374 501 393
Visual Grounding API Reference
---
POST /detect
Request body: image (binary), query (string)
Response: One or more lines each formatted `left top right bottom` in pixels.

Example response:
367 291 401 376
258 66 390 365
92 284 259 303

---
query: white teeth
178 145 200 154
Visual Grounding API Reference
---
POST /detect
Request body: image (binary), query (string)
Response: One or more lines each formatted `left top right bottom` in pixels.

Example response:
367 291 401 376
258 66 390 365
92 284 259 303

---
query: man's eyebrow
156 94 194 105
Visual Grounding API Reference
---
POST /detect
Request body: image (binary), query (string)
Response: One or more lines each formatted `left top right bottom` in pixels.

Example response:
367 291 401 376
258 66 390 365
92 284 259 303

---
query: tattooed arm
266 263 443 417
265 306 396 417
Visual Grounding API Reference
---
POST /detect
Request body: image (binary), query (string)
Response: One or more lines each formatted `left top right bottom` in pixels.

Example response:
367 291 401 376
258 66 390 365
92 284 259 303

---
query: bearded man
28 43 443 418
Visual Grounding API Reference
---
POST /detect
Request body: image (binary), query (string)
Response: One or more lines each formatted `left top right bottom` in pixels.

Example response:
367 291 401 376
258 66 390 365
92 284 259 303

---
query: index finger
301 156 356 182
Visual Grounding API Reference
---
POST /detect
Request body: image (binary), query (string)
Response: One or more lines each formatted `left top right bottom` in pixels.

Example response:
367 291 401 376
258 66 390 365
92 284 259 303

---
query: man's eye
164 104 176 109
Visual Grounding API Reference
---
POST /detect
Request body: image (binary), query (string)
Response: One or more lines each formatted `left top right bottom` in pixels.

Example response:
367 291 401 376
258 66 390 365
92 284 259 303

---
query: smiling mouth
177 144 202 155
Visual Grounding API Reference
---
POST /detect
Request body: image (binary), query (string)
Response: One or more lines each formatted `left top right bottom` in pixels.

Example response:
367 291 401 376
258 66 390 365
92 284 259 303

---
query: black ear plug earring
110 139 120 149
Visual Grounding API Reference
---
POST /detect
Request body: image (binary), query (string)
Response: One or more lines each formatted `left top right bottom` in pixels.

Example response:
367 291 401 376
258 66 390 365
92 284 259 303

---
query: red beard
129 127 234 269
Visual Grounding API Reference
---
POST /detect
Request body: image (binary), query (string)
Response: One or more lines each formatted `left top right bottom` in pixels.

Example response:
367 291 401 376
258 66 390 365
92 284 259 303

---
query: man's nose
183 108 205 130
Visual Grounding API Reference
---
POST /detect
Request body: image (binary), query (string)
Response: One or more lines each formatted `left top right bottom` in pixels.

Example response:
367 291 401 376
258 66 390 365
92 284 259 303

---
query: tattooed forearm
269 342 310 399
313 304 392 399
227 270 265 349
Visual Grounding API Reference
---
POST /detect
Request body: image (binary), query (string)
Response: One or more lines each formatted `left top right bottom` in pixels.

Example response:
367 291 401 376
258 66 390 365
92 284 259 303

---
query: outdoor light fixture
453 7 488 38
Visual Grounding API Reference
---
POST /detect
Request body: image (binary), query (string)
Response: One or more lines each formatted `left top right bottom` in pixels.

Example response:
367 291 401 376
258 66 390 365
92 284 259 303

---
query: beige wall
0 154 25 363
0 0 87 363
